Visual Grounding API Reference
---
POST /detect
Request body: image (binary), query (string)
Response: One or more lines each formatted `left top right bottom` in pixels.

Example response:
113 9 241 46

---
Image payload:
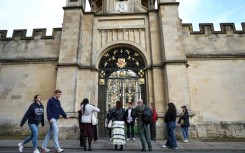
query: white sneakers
41 147 51 152
183 139 189 143
162 145 178 150
56 148 64 153
127 138 136 141
18 143 23 152
33 149 40 153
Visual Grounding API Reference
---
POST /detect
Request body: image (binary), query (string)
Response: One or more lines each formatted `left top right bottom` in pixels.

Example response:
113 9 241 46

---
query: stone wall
181 23 245 138
182 23 245 55
0 28 61 60
0 63 58 136
187 60 245 122
0 28 61 136
0 1 245 139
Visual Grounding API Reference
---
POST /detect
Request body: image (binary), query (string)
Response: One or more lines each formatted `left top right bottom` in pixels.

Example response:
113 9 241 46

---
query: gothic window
141 0 155 9
141 0 147 8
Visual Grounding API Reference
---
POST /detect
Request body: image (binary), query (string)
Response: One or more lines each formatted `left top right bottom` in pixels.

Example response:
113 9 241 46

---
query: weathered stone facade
0 0 244 139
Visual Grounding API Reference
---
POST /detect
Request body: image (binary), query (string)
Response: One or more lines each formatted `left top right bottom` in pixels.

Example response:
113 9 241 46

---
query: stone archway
97 46 147 137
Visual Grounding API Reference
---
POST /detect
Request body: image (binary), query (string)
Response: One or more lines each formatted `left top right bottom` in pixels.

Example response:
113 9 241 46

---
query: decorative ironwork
98 46 147 137
99 79 105 85
99 47 145 72
99 47 146 107
106 70 142 107
99 70 106 78
138 69 145 77
139 78 145 84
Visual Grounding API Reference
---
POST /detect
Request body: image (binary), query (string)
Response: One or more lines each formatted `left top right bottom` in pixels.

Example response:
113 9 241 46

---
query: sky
0 0 244 37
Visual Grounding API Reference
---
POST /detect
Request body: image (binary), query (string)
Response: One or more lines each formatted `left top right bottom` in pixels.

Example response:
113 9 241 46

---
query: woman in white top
81 98 100 151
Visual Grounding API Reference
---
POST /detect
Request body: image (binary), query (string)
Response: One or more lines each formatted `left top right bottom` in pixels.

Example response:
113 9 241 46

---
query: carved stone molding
97 28 146 50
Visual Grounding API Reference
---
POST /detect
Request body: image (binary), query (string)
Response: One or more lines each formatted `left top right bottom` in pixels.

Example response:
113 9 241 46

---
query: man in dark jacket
41 89 69 153
133 99 152 151
125 102 136 141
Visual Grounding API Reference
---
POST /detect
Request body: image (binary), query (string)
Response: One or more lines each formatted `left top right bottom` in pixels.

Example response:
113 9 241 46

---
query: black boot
119 145 123 151
83 137 87 151
88 137 92 151
114 145 118 151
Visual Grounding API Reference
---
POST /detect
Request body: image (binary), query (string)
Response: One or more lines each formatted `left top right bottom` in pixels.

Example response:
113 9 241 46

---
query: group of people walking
18 89 190 153
18 89 69 153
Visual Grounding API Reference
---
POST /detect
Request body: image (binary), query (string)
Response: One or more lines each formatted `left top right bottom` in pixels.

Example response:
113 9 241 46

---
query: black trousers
79 127 84 146
93 125 98 141
150 122 156 139
108 128 112 138
126 123 135 138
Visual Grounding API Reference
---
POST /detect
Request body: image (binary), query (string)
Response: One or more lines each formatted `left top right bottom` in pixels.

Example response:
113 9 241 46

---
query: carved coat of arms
116 58 127 68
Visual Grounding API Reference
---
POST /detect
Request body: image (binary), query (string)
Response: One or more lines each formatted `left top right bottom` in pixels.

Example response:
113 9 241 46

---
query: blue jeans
42 119 60 149
165 121 177 148
23 124 39 149
181 126 189 140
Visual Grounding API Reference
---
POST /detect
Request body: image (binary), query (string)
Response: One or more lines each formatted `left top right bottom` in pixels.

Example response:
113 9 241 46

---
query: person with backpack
133 99 152 151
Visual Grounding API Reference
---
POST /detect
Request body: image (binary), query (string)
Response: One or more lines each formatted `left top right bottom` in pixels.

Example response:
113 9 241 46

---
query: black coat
164 109 176 123
178 111 190 127
108 108 126 122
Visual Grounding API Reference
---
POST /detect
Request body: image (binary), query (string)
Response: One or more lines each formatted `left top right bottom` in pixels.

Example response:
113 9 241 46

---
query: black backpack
143 105 152 124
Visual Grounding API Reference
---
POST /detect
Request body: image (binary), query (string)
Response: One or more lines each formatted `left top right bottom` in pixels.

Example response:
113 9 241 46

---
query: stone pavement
0 138 245 151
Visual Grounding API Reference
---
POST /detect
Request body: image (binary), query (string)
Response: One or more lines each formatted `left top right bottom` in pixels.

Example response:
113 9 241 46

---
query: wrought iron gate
98 46 146 137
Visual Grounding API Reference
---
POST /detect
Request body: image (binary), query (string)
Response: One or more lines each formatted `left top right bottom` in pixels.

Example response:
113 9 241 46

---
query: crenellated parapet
0 28 62 41
182 22 245 34
182 22 245 56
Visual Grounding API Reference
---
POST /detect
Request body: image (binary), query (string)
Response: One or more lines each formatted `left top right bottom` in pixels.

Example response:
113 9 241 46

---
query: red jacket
152 108 158 123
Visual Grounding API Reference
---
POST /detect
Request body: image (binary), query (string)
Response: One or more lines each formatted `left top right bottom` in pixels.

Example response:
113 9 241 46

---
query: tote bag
91 113 97 125
107 120 113 128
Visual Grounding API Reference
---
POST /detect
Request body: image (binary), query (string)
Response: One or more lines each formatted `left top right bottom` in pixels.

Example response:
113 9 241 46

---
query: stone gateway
0 0 245 139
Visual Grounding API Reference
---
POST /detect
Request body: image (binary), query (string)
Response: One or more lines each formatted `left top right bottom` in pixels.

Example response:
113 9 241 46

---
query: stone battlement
182 22 245 34
0 28 62 41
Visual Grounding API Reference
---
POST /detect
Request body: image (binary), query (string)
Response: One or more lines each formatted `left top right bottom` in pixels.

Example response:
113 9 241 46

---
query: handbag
105 118 108 127
91 113 97 125
180 118 185 125
107 120 113 128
